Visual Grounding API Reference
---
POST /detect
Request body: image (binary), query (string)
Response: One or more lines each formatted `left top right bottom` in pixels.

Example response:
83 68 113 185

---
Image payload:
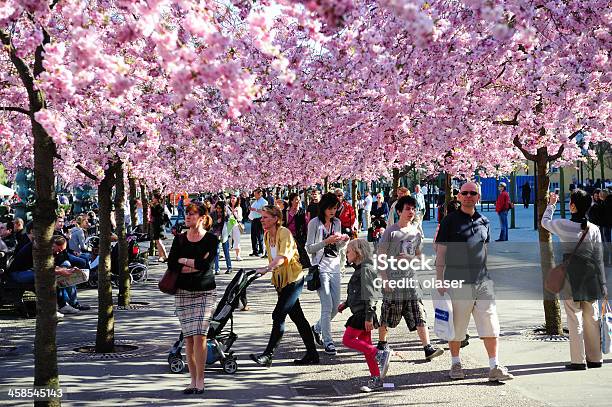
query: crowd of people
0 213 95 318
1 178 608 395
161 180 609 394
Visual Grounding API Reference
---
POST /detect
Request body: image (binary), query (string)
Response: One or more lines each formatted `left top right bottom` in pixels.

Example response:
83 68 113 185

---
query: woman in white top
306 192 350 355
541 189 607 371
229 194 243 261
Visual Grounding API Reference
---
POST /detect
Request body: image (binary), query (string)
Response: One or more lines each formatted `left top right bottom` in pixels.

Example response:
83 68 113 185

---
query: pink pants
342 326 380 377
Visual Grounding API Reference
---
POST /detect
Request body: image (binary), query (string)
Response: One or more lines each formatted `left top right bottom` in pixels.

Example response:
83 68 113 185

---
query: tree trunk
96 165 116 353
140 181 149 234
392 168 400 193
32 118 62 407
535 149 563 335
444 172 452 206
595 143 609 182
115 162 130 307
560 167 566 218
5 25 65 404
323 176 329 193
140 182 149 228
351 179 357 212
128 176 138 229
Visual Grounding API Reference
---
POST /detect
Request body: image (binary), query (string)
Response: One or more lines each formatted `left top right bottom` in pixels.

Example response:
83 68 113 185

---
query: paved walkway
1 216 611 406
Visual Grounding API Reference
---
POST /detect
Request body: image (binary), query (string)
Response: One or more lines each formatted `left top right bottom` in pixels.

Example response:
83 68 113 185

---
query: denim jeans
9 269 34 284
67 253 89 269
215 240 232 272
264 278 316 355
314 271 342 346
57 286 78 308
498 210 508 241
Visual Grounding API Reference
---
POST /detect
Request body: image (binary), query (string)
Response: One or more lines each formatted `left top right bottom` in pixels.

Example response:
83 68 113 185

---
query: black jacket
587 201 605 226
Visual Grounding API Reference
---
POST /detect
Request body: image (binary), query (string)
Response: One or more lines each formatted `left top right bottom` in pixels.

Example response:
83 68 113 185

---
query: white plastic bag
433 290 455 341
601 299 612 354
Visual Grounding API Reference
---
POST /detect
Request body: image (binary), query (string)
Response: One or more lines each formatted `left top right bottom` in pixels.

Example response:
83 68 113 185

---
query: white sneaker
59 304 80 314
236 256 243 261
56 311 64 319
359 376 383 393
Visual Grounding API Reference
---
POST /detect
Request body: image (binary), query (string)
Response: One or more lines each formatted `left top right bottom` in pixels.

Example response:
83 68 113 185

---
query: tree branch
75 165 99 182
548 128 583 162
513 135 537 161
0 106 30 115
53 150 99 182
0 29 37 106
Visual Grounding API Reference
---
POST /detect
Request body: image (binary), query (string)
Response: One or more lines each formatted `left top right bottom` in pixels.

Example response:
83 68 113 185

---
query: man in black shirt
13 218 30 254
7 241 34 284
435 182 513 383
306 189 321 224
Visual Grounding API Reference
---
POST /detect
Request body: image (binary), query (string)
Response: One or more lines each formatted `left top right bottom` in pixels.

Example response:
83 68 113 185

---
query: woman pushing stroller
250 205 320 367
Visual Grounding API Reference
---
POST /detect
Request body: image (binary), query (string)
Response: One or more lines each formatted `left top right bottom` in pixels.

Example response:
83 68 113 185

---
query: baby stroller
367 215 387 249
167 269 261 374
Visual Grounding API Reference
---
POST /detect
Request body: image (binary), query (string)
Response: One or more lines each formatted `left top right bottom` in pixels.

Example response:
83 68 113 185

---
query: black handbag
305 265 320 291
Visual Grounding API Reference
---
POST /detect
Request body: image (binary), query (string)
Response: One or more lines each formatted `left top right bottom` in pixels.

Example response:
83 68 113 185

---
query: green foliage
0 165 7 185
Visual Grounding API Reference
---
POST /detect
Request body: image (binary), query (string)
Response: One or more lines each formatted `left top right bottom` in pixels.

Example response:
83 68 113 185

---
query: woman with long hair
250 205 319 367
168 202 219 393
150 192 168 262
283 193 309 267
306 192 349 356
542 189 607 370
211 200 233 275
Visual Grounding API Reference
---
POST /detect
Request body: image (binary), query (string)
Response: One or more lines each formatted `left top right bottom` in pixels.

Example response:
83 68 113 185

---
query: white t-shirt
249 197 268 220
364 195 373 211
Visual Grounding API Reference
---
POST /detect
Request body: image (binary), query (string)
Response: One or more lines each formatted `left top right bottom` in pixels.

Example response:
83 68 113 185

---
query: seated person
1 221 17 254
69 215 92 261
6 223 34 284
13 218 31 254
53 216 70 240
53 236 90 313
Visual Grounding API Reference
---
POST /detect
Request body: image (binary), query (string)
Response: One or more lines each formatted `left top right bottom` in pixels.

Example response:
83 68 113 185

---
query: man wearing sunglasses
434 182 513 383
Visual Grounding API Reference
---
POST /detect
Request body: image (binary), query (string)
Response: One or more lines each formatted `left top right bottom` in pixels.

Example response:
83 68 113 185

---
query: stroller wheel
129 263 147 283
222 357 238 374
169 357 185 373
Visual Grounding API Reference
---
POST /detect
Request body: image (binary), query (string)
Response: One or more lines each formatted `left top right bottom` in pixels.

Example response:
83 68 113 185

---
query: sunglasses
460 191 478 196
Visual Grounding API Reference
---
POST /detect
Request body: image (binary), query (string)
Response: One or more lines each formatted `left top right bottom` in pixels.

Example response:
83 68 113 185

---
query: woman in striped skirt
168 202 219 394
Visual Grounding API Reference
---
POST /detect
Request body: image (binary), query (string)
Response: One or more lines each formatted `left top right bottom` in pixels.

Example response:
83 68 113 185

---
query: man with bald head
434 182 513 383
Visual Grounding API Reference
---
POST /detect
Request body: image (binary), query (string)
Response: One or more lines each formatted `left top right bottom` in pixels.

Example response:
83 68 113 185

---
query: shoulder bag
544 227 589 294
158 233 186 295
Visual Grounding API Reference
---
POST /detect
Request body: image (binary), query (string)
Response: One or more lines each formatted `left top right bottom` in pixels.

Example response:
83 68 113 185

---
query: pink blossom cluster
0 1 610 194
